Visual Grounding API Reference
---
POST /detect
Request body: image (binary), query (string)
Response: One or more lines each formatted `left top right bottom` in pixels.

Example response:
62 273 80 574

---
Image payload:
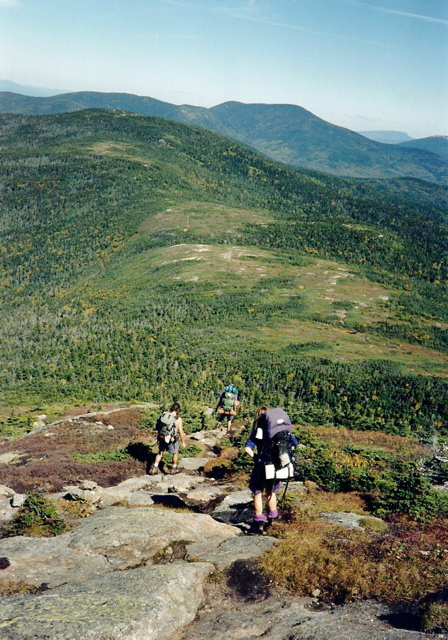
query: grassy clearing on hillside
139 201 276 237
301 425 427 458
71 238 447 375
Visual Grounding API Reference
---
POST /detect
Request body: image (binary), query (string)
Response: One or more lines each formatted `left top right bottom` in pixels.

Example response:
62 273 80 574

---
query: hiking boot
149 465 161 475
170 467 181 475
266 510 279 529
249 520 266 535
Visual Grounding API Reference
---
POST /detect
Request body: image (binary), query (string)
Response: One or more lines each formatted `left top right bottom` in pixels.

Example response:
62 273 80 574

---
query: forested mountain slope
1 91 448 186
399 136 448 161
0 110 447 438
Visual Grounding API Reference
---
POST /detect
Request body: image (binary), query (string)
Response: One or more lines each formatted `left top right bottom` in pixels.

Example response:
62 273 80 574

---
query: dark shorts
217 412 235 423
249 462 281 495
158 437 179 454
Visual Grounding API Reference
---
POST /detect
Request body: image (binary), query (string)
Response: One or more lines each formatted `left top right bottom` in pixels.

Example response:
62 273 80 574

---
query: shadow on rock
125 441 153 467
225 559 272 602
151 495 189 509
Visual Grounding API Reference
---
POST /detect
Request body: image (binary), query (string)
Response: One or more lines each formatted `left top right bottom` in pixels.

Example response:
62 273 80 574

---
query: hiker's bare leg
154 452 163 466
172 451 179 466
267 492 277 514
253 492 264 516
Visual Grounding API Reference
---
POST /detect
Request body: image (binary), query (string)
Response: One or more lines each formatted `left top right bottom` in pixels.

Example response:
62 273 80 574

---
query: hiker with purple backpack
244 407 297 534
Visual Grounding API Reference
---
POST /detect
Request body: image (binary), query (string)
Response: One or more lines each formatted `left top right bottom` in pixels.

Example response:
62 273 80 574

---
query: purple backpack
261 408 292 438
258 408 292 468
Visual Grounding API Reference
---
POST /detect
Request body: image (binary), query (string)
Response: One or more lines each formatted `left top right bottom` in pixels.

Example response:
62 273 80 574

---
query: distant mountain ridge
0 79 66 97
358 131 414 144
1 90 448 186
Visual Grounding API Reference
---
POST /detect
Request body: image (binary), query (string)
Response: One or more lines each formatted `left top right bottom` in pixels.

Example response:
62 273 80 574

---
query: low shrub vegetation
259 487 448 607
1 492 65 538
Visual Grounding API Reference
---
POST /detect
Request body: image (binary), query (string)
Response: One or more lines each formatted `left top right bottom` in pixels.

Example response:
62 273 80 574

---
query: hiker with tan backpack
150 402 186 475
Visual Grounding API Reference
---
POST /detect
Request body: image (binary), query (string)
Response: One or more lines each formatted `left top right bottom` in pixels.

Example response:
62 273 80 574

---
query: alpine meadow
0 109 447 436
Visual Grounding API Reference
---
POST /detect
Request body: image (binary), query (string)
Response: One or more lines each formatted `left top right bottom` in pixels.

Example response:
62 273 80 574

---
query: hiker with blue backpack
215 385 239 432
245 406 297 534
149 402 186 475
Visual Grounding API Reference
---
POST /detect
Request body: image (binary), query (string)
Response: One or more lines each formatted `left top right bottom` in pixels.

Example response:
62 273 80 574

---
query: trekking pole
279 478 290 508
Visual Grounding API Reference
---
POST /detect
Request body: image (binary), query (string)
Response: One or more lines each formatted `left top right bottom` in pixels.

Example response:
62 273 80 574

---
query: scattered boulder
10 494 26 508
0 486 18 523
100 475 157 505
434 481 448 494
178 485 228 510
0 453 23 465
63 480 104 504
179 456 210 472
320 512 385 530
31 414 47 430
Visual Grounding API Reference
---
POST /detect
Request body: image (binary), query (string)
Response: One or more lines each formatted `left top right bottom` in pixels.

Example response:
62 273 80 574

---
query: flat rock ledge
0 562 214 640
180 595 444 640
0 507 239 588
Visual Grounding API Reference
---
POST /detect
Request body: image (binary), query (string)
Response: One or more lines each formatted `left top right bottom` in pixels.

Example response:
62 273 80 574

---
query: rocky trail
0 413 445 639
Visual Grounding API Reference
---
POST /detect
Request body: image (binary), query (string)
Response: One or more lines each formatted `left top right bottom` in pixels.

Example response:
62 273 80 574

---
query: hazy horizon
1 0 447 138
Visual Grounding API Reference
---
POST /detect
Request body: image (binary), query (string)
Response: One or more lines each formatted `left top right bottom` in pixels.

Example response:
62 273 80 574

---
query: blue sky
0 0 447 137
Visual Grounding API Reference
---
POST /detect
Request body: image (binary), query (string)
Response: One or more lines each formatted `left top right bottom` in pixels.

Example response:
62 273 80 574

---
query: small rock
179 457 210 472
11 493 26 507
180 486 225 509
79 480 98 491
320 512 384 530
0 485 16 498
0 452 22 465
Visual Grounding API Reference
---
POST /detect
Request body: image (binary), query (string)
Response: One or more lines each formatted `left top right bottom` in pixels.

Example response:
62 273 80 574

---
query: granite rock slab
0 562 214 640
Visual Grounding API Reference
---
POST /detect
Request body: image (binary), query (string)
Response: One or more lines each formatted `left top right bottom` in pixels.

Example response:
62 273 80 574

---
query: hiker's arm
177 418 187 447
244 436 256 458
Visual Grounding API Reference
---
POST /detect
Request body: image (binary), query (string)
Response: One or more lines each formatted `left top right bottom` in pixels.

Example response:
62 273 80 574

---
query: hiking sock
268 509 278 519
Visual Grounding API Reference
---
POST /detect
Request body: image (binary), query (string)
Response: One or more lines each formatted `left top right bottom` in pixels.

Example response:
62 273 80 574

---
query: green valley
0 109 447 439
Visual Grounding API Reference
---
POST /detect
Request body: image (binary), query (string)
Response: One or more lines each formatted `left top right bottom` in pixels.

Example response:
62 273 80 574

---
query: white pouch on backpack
265 464 276 479
275 463 294 479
